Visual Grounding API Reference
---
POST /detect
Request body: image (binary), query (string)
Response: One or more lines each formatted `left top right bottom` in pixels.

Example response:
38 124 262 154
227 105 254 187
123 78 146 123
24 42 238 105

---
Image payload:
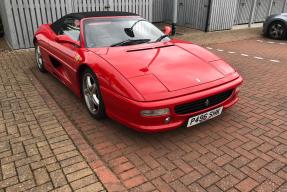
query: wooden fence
0 0 154 49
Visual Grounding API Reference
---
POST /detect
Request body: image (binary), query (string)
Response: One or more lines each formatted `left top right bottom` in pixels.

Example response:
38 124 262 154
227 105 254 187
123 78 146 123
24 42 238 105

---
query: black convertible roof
51 11 139 32
63 11 138 19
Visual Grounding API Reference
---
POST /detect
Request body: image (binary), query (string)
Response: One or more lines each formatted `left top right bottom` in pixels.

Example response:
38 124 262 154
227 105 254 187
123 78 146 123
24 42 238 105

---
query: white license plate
187 107 223 127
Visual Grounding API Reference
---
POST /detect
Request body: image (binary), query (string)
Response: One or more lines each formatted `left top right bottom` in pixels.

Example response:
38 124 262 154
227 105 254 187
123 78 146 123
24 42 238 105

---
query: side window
59 18 80 41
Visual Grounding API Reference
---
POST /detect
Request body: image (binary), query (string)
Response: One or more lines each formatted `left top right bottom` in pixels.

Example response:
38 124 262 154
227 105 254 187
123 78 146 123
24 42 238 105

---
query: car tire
35 44 47 73
81 68 106 120
268 21 287 40
0 20 4 38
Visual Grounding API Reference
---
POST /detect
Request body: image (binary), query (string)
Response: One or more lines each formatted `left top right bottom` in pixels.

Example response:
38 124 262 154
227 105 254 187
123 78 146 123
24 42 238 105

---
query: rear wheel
35 44 47 73
81 68 106 119
268 21 287 40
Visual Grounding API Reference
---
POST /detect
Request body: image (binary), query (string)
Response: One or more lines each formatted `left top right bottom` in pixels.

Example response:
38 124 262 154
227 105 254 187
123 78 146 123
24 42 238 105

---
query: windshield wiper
110 39 151 47
155 35 169 42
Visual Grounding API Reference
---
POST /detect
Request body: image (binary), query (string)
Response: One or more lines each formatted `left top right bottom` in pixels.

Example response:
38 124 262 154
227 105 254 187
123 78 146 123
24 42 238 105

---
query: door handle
179 2 184 6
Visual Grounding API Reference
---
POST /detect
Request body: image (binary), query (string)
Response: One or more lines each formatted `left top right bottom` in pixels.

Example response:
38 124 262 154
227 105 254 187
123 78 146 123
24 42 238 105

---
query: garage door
254 0 270 22
235 0 286 24
177 0 209 30
235 0 253 24
208 0 238 31
271 0 286 14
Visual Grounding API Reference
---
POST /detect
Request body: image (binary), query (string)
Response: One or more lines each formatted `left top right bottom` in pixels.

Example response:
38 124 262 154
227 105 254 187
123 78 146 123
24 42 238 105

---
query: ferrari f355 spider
34 11 243 132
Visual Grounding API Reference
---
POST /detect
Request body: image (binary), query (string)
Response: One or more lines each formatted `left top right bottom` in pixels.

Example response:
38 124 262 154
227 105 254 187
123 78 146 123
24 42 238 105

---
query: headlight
140 108 170 117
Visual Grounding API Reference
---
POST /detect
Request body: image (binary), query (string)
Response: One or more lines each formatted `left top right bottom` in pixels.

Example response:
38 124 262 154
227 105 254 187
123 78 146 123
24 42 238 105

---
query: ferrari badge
75 54 82 62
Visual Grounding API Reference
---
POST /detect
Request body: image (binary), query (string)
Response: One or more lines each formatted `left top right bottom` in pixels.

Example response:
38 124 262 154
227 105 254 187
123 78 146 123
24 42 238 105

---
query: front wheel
268 21 287 40
35 44 47 73
81 68 106 119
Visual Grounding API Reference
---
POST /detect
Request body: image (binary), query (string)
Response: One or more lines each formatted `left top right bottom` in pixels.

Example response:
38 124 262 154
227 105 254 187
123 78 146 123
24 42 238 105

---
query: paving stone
216 175 240 191
34 168 50 185
235 177 258 192
70 174 98 190
51 185 72 192
5 180 35 192
198 172 221 188
50 169 67 188
75 182 104 192
66 168 94 182
1 162 16 179
17 165 33 182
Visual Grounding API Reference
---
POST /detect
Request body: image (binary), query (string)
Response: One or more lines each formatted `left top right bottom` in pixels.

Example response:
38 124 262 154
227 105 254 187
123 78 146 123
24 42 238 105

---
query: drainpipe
172 0 178 36
282 0 287 13
248 0 257 28
205 0 212 32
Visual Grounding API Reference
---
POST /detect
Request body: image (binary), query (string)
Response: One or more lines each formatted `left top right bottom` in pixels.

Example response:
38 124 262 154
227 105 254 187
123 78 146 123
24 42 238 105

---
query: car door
48 17 81 88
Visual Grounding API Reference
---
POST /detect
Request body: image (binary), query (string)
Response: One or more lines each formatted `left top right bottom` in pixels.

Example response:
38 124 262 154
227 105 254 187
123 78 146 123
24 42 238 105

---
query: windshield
84 17 170 48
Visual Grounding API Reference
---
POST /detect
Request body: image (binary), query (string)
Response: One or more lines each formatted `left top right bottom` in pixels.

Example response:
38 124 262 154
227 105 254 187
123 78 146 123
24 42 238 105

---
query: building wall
159 0 287 31
1 0 287 49
209 0 287 31
0 0 17 48
234 0 287 25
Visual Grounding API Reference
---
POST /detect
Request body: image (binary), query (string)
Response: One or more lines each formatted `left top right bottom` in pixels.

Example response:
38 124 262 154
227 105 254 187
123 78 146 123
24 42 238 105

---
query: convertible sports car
263 13 287 40
34 11 243 132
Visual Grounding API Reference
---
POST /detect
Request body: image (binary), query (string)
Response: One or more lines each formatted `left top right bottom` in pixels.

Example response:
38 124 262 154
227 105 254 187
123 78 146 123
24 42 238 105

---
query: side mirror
163 26 172 36
55 35 80 47
124 28 135 37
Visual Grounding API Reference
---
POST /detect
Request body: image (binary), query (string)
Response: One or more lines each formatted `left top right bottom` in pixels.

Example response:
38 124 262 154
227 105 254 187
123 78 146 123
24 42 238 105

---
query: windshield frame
81 16 169 48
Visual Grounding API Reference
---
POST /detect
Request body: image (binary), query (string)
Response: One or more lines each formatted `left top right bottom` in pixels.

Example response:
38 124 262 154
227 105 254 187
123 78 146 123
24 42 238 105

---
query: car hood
89 42 235 97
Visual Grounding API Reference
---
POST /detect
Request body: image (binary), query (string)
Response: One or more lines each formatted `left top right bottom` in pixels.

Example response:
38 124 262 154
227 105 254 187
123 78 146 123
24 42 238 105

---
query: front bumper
101 76 243 133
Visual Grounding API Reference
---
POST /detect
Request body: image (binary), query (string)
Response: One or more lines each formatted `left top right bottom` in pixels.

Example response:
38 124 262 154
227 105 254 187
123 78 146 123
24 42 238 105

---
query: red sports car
34 11 243 132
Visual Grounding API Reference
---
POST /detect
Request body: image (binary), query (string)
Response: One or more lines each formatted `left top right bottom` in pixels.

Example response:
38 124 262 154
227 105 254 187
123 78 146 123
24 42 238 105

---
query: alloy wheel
270 23 285 39
36 45 43 69
83 73 100 115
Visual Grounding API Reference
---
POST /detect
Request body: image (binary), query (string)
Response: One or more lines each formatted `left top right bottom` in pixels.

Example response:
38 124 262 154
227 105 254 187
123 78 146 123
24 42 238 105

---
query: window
84 18 170 48
58 18 80 41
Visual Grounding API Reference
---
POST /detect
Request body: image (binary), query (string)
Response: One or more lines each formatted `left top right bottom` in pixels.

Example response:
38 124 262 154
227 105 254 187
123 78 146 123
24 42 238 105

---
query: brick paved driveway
1 30 287 191
0 50 106 191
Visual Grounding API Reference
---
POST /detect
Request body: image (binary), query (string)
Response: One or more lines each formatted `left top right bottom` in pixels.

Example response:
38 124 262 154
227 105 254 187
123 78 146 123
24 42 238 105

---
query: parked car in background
263 13 287 40
34 11 243 133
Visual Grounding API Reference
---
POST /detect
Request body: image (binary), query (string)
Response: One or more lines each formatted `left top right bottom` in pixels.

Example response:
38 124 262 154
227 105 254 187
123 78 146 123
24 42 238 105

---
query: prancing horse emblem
205 99 210 107
75 54 82 62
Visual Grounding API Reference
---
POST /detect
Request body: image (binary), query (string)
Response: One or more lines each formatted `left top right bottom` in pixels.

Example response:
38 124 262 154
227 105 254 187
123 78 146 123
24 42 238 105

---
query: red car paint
34 16 243 132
